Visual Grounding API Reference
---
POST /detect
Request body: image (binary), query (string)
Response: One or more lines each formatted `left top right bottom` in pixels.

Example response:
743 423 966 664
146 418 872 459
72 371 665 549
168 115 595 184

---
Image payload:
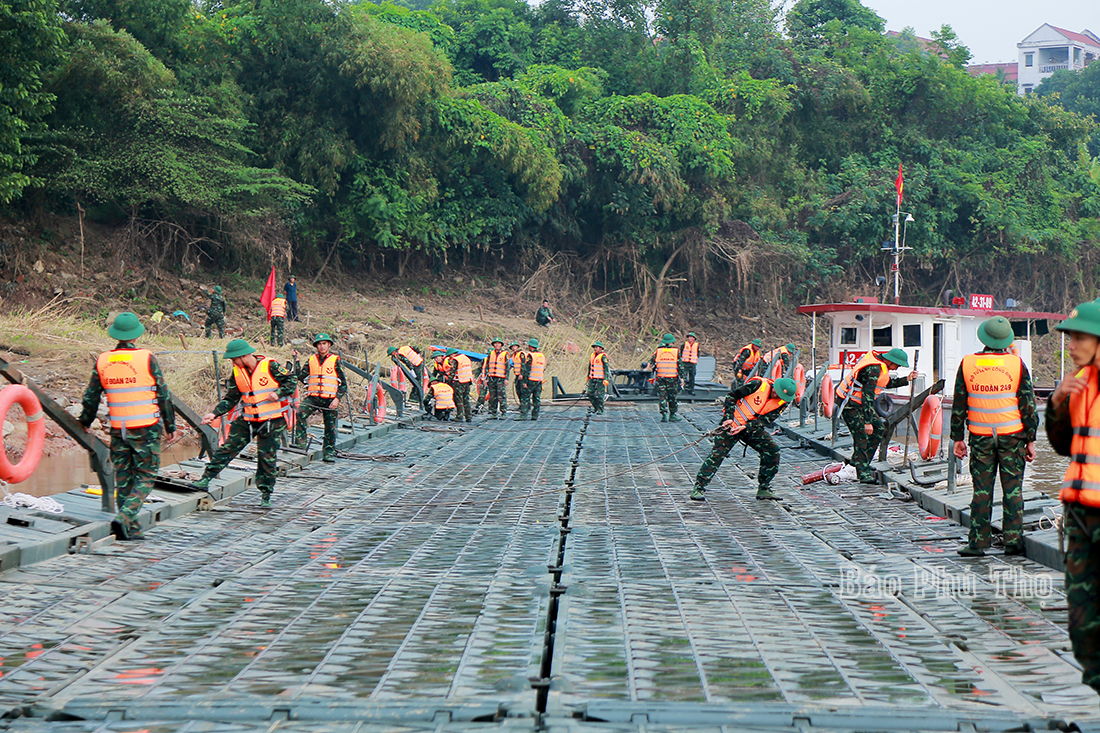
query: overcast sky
853 1 1097 64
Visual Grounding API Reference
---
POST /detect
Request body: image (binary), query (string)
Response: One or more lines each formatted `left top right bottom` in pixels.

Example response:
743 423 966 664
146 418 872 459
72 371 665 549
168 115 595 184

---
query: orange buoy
769 358 783 381
793 363 806 403
372 384 386 424
0 385 46 484
918 395 943 460
820 374 834 418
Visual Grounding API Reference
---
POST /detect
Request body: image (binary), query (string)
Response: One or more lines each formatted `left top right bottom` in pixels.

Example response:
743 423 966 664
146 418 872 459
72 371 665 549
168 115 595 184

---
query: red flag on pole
260 265 277 322
895 163 904 208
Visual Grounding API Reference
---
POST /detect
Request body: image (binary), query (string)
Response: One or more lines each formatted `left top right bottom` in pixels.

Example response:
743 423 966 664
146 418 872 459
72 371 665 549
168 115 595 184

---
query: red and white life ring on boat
820 374 834 418
372 384 386 424
918 395 943 460
0 385 46 484
769 358 783 381
793 363 806 403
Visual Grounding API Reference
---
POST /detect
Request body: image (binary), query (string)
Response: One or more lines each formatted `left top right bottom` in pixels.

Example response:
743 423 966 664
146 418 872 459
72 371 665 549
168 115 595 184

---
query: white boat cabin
798 302 1066 394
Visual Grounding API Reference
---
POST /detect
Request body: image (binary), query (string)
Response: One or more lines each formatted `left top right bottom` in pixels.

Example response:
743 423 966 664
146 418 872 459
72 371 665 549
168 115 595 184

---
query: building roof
967 62 1019 83
797 302 1065 321
1049 25 1100 47
1019 24 1100 50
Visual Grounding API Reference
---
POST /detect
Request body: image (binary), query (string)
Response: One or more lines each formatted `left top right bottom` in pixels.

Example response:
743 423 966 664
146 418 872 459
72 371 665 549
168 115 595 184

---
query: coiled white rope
1 480 65 514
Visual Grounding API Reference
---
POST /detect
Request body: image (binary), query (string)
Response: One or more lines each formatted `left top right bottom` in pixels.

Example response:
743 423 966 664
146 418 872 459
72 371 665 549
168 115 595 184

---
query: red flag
895 163 904 208
260 265 277 322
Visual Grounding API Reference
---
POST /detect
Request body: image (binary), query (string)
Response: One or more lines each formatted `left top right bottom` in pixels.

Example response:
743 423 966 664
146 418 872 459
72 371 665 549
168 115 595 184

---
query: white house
1016 24 1100 94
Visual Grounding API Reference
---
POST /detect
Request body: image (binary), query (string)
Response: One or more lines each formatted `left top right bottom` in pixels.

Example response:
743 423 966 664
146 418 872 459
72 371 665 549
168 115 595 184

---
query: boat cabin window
903 324 921 347
873 326 892 348
840 327 857 345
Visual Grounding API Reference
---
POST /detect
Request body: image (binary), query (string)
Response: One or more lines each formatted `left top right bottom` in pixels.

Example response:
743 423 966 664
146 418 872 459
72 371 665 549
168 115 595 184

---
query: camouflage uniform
949 351 1038 551
693 378 786 495
204 291 226 338
79 342 176 540
487 376 507 416
518 354 543 420
586 351 609 414
655 377 679 418
199 359 297 503
446 357 473 422
513 352 530 419
294 356 349 461
840 363 909 482
1047 393 1100 694
270 317 285 346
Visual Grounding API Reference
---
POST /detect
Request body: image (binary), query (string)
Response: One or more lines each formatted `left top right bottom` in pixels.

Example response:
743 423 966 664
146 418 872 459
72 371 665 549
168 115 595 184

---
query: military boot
957 544 985 557
191 476 212 490
689 487 706 501
756 487 780 500
260 492 273 508
669 414 682 422
660 414 669 423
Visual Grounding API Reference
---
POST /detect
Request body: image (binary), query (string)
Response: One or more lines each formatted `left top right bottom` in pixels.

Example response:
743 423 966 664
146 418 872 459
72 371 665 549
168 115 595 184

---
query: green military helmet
387 346 398 355
223 339 256 359
592 341 604 349
491 338 504 346
527 338 540 349
687 332 696 338
445 347 458 356
214 285 222 294
107 312 145 341
773 377 797 402
977 316 1014 350
786 342 797 352
313 333 333 346
880 347 909 367
751 339 762 346
509 341 521 348
660 333 676 345
1056 299 1100 338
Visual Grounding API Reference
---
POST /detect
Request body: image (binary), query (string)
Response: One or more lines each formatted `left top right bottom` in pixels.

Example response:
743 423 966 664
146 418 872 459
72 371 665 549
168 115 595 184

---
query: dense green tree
1037 62 1100 156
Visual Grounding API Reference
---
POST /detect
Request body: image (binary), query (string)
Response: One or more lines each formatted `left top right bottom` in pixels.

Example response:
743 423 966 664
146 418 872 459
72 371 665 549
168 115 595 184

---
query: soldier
293 333 348 463
388 344 424 385
732 339 763 383
535 299 556 327
761 342 796 378
517 338 545 421
586 342 610 414
79 313 176 540
680 333 699 395
445 348 474 422
691 377 797 501
648 333 682 423
951 317 1038 557
427 377 455 421
484 339 509 419
509 341 527 414
193 339 297 507
268 294 287 346
204 286 227 338
1045 298 1100 696
835 348 916 483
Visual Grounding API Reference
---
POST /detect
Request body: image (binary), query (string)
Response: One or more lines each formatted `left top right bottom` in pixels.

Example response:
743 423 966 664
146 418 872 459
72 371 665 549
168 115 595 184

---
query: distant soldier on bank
294 333 348 463
586 342 610 414
204 286 227 338
732 339 763 383
268 294 287 346
535 299 556 328
680 333 699 395
80 313 176 540
648 333 682 423
193 339 297 507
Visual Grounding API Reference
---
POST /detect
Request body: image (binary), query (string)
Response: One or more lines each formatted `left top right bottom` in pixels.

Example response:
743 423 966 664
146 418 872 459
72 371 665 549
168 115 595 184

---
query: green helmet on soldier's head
786 343 796 352
977 317 1014 350
223 339 256 360
751 339 762 347
527 338 540 349
592 341 604 349
880 348 909 368
387 346 397 355
313 333 333 346
773 378 797 402
108 312 145 341
1056 299 1100 338
660 333 675 345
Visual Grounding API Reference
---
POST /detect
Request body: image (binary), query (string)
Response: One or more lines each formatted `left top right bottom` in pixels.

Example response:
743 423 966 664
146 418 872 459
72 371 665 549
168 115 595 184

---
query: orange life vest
307 353 340 399
681 341 698 364
1061 366 1100 507
835 352 890 405
730 378 787 429
528 352 546 382
589 352 607 380
397 345 423 366
430 382 455 410
960 352 1023 436
763 345 789 364
95 348 160 429
654 347 679 378
485 349 508 379
453 354 474 383
740 344 762 370
511 351 526 377
233 357 286 422
269 297 287 319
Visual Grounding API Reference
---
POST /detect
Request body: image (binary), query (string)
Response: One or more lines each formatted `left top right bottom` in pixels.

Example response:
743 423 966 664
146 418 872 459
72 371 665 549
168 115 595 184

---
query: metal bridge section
1 406 1097 731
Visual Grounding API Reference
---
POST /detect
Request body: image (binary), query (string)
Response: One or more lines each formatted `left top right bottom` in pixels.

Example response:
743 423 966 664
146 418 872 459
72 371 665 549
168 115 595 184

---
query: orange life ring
793 363 806 403
372 384 386 424
769 358 783 381
820 374 834 418
918 395 943 460
0 385 46 484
